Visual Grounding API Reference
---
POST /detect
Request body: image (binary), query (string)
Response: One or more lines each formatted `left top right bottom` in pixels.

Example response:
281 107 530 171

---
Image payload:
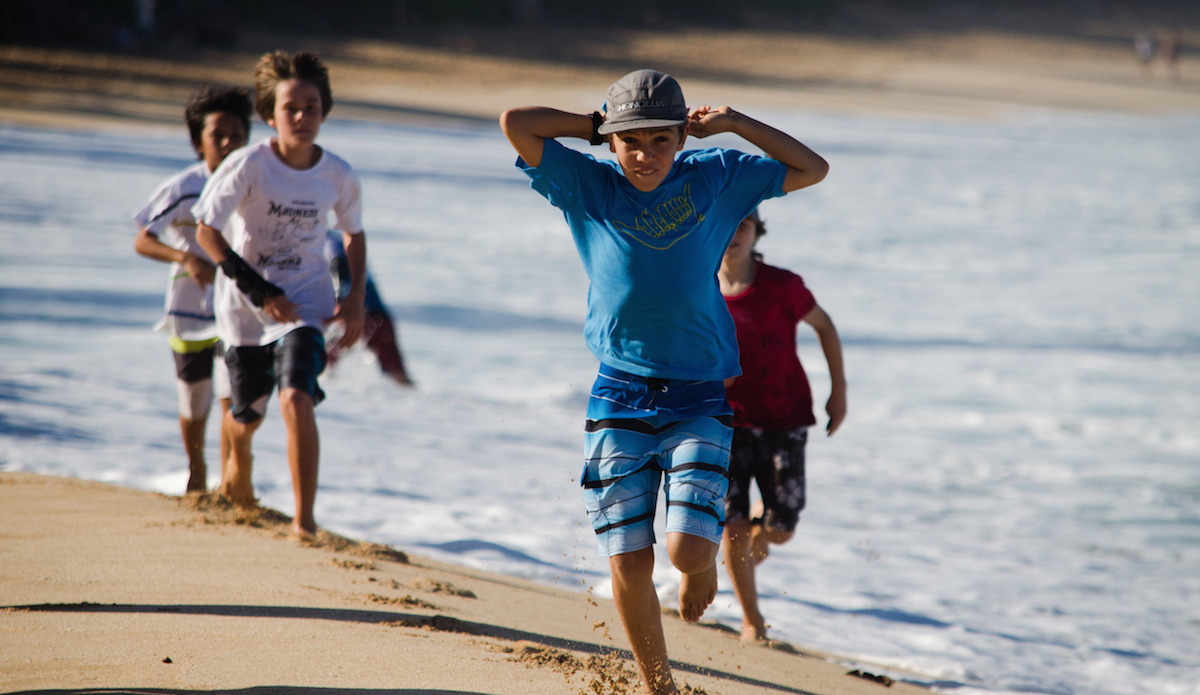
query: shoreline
1 470 927 694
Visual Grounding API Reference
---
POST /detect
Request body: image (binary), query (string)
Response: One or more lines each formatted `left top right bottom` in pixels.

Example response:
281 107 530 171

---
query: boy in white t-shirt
133 85 251 494
194 50 366 537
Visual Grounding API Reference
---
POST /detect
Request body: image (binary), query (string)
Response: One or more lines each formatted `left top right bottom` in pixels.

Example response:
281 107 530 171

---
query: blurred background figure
1134 31 1157 78
1159 28 1182 82
325 231 414 387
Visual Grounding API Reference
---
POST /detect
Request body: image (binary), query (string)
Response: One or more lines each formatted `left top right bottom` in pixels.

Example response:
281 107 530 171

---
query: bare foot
217 480 257 510
749 525 771 565
741 621 768 642
291 520 317 539
678 562 718 623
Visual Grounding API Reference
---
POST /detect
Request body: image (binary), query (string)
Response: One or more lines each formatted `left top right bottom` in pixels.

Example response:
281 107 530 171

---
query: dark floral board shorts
725 426 808 533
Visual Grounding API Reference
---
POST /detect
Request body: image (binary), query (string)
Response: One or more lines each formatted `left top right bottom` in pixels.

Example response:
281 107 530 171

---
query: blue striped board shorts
581 364 734 558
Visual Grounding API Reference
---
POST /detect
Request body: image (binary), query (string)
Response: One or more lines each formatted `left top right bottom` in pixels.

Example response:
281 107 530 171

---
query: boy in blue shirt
500 69 828 694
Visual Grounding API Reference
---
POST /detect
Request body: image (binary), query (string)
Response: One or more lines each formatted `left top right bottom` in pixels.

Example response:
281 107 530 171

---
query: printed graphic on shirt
612 184 705 250
256 199 322 271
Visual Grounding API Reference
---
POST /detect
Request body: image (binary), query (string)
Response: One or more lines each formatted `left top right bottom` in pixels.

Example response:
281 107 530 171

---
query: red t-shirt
723 262 818 430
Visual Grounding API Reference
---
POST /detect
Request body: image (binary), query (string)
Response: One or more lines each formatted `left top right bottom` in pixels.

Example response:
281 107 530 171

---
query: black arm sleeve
218 251 284 308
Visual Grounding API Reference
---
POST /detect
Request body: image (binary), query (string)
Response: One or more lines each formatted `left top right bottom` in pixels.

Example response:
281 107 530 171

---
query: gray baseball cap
597 69 688 135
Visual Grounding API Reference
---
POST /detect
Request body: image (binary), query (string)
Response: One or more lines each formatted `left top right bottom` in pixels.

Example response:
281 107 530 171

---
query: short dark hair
254 50 333 123
606 123 687 143
184 85 252 156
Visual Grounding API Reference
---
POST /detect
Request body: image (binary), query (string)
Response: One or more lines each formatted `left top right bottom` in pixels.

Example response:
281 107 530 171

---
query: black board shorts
225 327 327 424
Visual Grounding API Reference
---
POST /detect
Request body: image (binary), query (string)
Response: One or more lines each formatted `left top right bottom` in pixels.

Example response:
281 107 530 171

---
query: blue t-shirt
519 138 786 381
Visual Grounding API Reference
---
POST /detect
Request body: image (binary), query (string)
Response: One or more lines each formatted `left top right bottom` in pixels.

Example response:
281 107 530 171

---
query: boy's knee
279 386 313 406
723 516 753 543
765 528 794 546
278 387 315 417
667 533 719 575
226 415 262 439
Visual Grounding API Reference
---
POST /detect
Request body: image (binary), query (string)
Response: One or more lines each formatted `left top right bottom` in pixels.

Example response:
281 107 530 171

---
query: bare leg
723 517 766 641
179 415 208 493
217 398 233 488
749 524 771 565
279 387 319 536
610 547 676 695
724 519 794 641
748 500 791 564
219 409 261 510
667 532 719 623
365 311 413 386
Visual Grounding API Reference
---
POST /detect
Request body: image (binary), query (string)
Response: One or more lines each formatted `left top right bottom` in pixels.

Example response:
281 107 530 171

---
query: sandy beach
1 23 1198 135
2 18 1198 694
2 472 926 694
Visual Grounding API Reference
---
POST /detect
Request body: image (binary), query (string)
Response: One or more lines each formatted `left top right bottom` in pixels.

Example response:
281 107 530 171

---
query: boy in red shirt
718 209 847 642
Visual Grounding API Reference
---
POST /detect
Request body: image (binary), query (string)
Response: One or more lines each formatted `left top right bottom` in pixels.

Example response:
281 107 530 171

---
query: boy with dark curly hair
133 84 251 494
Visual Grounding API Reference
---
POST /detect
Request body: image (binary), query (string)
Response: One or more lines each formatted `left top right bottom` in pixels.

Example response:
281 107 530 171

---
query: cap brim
597 118 688 135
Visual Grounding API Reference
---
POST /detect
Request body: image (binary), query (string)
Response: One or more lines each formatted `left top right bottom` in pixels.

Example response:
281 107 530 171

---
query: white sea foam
1 106 1197 694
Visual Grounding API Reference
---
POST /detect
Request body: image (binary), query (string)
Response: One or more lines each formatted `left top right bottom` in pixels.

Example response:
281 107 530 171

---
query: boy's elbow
499 108 544 167
810 156 830 184
499 109 522 138
133 230 152 255
784 158 829 192
195 224 221 252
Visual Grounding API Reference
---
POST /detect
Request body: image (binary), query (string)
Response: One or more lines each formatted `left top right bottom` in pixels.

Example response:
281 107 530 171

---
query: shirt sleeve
133 179 194 237
788 272 818 324
518 138 602 212
718 150 788 225
332 165 364 233
192 153 251 233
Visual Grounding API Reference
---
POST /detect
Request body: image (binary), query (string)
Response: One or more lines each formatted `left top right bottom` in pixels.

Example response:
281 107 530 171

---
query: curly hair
254 50 333 123
184 85 252 157
750 213 767 262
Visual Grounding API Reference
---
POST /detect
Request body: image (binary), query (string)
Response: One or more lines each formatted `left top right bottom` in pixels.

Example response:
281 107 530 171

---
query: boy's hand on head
182 254 216 288
329 298 364 349
687 105 738 139
262 294 301 324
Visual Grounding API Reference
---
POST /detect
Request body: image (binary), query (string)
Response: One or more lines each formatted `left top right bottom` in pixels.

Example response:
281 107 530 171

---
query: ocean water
1 105 1197 695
